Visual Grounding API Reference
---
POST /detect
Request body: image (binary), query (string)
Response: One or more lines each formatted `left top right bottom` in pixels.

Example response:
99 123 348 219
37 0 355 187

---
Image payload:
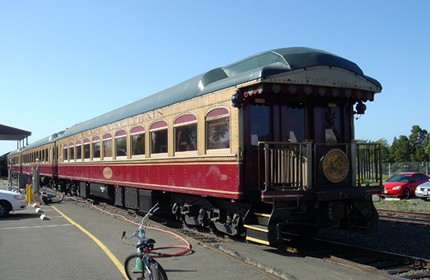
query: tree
409 125 428 148
391 135 412 162
377 138 394 163
409 125 429 162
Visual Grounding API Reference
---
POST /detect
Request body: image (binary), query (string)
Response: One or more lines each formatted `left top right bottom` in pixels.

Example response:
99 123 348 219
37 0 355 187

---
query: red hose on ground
65 196 192 257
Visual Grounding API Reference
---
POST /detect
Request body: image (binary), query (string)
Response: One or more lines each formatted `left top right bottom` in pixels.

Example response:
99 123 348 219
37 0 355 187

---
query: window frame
205 108 230 154
102 133 113 160
115 130 127 159
76 141 82 161
63 144 68 161
174 114 198 156
92 136 101 160
83 138 91 161
150 121 168 157
130 126 146 159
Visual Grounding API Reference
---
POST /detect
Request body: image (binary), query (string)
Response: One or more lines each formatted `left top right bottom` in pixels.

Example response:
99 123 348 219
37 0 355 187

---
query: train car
8 149 21 178
20 132 62 186
9 47 383 245
7 132 62 187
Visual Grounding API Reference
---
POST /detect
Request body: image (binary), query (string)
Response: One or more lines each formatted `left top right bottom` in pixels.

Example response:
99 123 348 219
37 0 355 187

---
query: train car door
242 94 309 192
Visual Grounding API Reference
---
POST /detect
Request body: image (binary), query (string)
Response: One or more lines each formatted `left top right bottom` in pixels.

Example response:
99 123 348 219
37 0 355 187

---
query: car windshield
387 174 411 183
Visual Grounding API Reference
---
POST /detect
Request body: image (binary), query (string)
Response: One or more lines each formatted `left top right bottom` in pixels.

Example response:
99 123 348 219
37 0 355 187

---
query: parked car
415 180 430 201
380 172 429 199
0 190 28 217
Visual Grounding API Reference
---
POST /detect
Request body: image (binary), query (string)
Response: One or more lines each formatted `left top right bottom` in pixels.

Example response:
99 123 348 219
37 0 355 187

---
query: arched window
76 141 82 160
174 114 197 152
206 108 230 150
150 121 168 154
115 130 127 157
131 126 145 156
69 142 75 160
83 138 90 159
63 144 68 161
103 133 112 159
92 136 100 159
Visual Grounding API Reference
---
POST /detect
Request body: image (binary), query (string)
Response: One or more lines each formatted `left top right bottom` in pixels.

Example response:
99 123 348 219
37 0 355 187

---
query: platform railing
356 142 382 187
258 141 382 191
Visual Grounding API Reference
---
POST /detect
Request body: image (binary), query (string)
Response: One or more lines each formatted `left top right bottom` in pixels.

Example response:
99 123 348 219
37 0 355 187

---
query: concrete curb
212 243 297 280
32 203 49 220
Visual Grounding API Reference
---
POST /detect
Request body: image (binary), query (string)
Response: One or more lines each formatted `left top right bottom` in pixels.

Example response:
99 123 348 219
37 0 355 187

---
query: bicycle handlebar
121 203 159 242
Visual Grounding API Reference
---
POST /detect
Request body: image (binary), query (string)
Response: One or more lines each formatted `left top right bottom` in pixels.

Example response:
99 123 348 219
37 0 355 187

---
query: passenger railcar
8 47 383 244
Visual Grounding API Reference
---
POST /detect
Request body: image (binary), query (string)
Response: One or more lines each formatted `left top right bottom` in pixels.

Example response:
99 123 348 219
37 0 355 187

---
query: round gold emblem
322 149 349 183
103 167 113 179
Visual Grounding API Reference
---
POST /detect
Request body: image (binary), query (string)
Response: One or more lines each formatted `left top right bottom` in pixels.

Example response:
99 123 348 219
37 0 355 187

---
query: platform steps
244 202 283 245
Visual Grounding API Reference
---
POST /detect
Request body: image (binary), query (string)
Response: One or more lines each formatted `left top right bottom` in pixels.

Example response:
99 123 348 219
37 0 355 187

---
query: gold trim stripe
244 224 268 232
262 194 305 199
253 213 270 218
59 176 243 196
245 236 270 246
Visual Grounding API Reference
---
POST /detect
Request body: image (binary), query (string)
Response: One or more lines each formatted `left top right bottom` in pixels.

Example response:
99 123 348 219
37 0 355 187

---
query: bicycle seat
136 238 156 248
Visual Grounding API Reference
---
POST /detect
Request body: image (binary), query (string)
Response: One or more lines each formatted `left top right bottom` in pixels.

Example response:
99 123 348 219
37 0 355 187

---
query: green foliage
360 125 429 163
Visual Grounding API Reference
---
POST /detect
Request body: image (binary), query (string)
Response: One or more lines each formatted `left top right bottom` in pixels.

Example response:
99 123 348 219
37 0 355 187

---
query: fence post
350 141 357 187
305 140 313 189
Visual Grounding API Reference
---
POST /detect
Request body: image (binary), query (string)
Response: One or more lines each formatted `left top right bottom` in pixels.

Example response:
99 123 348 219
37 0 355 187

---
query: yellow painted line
51 206 127 280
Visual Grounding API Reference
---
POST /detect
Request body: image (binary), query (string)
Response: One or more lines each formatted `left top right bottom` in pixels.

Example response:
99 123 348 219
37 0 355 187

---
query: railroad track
95 200 430 279
378 209 430 225
40 188 430 280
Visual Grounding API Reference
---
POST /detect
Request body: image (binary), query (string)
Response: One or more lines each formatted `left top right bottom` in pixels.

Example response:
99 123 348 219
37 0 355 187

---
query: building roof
0 124 31 141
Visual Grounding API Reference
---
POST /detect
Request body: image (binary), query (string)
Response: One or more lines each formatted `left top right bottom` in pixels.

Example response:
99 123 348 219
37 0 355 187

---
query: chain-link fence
382 162 430 180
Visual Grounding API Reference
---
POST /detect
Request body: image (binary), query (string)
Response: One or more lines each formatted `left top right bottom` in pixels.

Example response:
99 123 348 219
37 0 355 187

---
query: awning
241 83 375 102
0 124 31 141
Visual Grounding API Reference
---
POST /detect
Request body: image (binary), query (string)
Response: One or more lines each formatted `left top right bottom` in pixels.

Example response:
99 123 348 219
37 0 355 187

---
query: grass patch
374 199 430 213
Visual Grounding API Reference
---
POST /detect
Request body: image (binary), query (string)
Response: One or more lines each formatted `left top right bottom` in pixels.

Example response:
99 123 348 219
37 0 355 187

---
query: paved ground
0 181 389 280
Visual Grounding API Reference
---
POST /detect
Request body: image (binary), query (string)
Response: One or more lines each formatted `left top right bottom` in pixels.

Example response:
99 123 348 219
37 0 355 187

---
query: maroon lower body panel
58 160 242 199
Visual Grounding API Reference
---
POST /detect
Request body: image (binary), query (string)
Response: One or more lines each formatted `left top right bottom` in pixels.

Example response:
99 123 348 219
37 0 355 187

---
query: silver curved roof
18 47 383 149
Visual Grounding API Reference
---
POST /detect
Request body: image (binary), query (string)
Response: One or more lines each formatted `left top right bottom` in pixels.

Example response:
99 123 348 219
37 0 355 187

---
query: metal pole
7 159 12 191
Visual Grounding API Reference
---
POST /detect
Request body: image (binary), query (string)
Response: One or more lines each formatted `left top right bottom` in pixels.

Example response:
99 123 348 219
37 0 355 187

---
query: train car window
175 115 197 152
288 103 305 143
92 136 100 159
150 121 168 154
206 108 230 150
63 144 68 161
115 130 127 157
103 134 113 159
76 141 82 160
69 142 75 160
325 104 341 143
83 138 90 159
131 126 145 156
250 104 270 145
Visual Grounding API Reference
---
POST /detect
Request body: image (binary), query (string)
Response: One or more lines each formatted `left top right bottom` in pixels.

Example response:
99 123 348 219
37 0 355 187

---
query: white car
415 181 430 201
0 190 28 217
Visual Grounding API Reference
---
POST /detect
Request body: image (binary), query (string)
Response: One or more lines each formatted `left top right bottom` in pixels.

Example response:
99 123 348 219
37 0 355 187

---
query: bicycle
121 203 168 280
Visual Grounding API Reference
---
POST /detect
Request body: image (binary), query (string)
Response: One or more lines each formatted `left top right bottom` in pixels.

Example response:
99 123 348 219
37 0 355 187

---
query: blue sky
1 0 429 155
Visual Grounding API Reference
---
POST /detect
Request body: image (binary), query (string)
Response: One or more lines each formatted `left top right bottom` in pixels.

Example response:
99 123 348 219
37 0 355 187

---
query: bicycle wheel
124 254 168 280
148 259 168 280
124 254 144 280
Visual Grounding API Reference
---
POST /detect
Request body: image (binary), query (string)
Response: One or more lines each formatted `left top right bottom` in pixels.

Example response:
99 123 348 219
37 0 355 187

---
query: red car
380 172 430 199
